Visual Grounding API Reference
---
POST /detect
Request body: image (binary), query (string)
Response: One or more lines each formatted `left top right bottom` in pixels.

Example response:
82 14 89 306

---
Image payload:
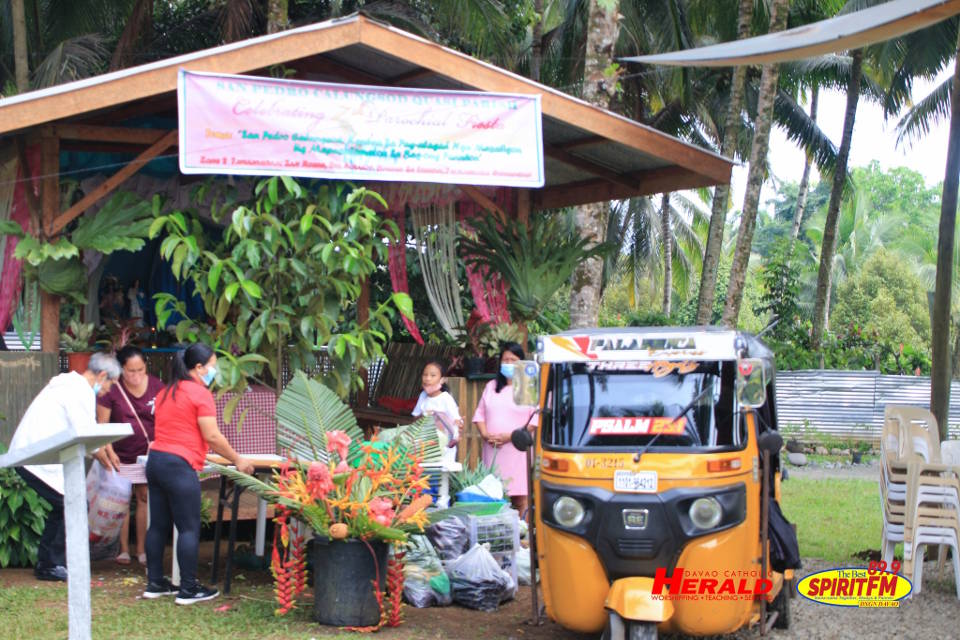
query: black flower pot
464 356 487 380
312 538 388 627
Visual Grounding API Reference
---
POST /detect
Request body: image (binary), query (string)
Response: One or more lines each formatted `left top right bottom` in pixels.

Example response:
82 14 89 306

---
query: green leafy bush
0 445 51 567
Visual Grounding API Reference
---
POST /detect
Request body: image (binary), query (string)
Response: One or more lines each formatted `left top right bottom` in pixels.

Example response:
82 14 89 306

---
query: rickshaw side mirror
758 429 783 454
511 427 534 452
736 358 767 408
512 360 541 407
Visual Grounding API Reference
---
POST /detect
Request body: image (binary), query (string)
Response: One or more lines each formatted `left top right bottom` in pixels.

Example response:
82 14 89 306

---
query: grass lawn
780 476 882 564
0 477 879 639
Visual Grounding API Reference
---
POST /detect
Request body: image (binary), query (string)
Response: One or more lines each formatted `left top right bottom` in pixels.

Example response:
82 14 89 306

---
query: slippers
137 553 147 565
116 552 131 565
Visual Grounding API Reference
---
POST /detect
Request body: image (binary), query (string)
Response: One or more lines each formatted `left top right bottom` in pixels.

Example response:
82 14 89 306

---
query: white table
139 454 281 587
0 423 132 640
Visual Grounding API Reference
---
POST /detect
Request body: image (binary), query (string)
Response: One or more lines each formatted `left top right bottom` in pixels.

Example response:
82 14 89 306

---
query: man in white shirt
9 352 121 581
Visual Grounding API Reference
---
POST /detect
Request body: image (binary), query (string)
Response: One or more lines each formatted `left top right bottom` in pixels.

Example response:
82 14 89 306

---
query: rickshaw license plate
613 470 658 493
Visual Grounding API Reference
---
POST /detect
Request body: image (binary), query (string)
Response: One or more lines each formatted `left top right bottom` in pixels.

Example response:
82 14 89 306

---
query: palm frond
774 89 838 174
31 34 109 89
275 371 363 463
896 76 951 148
380 416 443 465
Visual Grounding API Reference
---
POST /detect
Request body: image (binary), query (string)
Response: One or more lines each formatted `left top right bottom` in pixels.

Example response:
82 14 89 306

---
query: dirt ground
3 540 953 640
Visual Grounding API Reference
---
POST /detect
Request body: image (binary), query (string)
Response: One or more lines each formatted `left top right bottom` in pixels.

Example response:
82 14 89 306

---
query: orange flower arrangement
218 428 435 621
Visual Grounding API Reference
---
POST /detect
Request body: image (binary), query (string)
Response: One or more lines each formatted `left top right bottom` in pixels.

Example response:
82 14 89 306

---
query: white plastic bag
459 474 504 501
446 544 514 611
86 461 132 557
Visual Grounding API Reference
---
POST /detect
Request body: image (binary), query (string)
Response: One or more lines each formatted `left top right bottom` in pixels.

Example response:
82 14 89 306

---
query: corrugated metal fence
776 370 960 441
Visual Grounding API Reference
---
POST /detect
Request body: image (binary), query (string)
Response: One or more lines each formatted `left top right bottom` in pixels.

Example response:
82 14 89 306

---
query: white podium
0 423 132 640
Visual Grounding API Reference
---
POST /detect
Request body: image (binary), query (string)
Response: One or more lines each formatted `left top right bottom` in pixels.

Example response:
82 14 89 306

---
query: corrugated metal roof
776 370 960 441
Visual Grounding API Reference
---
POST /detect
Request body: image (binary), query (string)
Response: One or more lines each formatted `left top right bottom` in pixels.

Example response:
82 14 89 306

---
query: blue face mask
92 383 101 396
500 363 515 379
201 366 217 386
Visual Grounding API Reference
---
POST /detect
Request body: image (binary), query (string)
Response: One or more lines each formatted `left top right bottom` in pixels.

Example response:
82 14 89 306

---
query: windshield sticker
585 360 701 375
642 360 700 377
546 335 706 361
589 417 688 436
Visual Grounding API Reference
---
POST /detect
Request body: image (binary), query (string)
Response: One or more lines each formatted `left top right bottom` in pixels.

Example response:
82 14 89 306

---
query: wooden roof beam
386 68 438 84
555 136 606 152
532 166 713 210
50 124 173 145
48 130 178 235
288 56 386 85
544 144 637 191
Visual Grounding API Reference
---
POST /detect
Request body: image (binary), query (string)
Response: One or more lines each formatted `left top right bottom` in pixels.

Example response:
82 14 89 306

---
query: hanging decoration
386 209 424 344
458 189 513 324
411 202 464 341
0 147 37 338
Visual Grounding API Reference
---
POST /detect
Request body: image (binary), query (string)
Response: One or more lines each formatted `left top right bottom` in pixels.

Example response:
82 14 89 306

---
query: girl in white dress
411 360 462 467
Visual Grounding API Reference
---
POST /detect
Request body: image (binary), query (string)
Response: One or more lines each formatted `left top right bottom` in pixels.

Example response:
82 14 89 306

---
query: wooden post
516 189 531 225
40 134 60 354
357 276 371 408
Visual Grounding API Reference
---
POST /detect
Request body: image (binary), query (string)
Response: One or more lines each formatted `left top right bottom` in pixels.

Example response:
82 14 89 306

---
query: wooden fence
0 352 60 446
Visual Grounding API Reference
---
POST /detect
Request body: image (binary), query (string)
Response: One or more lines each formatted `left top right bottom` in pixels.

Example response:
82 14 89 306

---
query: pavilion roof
0 14 731 209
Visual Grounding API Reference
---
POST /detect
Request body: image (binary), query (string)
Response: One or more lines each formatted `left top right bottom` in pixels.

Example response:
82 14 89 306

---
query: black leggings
15 468 64 568
145 450 202 589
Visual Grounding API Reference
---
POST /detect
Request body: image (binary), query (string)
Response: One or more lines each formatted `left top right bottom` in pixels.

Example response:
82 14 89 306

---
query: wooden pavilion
0 14 732 366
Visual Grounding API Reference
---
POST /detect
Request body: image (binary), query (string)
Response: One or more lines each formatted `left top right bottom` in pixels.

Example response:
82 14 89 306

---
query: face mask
500 363 516 379
92 383 102 396
423 383 443 395
201 366 217 386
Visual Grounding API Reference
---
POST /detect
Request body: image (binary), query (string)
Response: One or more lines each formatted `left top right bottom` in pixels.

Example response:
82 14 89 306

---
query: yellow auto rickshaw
509 327 795 640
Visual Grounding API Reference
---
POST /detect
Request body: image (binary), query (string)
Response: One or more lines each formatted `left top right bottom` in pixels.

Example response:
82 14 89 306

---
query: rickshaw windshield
544 360 743 451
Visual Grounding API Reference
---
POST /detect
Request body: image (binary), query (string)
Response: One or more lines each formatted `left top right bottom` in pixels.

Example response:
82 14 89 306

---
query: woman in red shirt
143 343 254 605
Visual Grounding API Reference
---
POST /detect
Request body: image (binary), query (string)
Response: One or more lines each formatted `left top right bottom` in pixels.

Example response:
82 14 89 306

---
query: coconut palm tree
611 192 708 316
887 15 960 437
721 0 791 327
568 0 621 329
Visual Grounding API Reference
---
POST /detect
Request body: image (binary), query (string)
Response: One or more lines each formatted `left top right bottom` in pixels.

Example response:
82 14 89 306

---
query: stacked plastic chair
881 405 960 598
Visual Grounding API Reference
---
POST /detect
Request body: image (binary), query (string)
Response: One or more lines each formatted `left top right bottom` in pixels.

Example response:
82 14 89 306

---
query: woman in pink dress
472 342 538 515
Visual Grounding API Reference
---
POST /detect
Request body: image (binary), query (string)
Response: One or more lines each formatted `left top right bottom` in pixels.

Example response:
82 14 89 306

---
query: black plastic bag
768 498 802 572
426 517 470 562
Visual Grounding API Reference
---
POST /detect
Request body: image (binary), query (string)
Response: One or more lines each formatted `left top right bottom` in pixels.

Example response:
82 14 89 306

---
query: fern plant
459 213 611 329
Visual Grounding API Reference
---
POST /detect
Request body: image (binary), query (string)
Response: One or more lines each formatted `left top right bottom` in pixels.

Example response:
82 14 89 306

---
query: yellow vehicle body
528 329 788 637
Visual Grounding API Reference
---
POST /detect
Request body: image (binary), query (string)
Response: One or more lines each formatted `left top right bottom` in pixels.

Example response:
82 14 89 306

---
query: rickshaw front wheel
628 622 657 640
603 614 658 640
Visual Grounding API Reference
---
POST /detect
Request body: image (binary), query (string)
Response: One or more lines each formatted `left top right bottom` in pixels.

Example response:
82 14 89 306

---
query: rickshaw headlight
553 496 585 528
689 497 723 530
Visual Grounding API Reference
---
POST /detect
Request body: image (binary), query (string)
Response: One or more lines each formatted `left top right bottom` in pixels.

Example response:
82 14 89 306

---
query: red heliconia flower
326 430 352 462
307 461 334 496
368 497 395 527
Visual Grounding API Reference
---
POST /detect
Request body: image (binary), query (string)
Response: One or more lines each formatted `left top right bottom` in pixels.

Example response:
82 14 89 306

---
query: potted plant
459 213 610 338
61 320 97 372
459 313 491 379
215 373 442 629
479 322 526 362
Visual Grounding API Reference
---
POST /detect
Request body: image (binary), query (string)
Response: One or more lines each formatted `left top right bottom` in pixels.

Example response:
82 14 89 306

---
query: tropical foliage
0 191 156 304
149 177 411 399
0 444 51 568
459 212 610 331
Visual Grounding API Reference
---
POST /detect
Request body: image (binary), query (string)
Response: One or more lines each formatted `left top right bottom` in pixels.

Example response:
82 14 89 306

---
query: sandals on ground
115 552 131 565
